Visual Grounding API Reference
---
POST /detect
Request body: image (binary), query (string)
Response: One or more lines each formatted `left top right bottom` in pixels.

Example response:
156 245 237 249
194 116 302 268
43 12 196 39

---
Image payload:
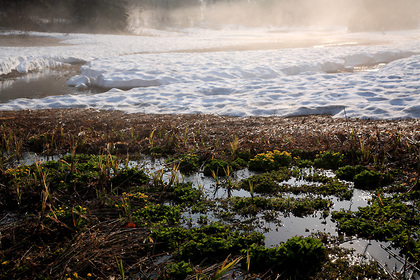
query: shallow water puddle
128 158 371 244
0 65 104 103
340 239 411 277
16 152 412 275
131 157 414 275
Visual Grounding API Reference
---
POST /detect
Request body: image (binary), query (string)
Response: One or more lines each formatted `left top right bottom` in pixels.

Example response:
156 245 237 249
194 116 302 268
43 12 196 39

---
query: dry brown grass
1 109 419 169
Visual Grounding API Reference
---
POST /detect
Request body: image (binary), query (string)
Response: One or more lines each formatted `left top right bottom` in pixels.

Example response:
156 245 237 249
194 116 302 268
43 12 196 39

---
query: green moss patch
244 236 327 278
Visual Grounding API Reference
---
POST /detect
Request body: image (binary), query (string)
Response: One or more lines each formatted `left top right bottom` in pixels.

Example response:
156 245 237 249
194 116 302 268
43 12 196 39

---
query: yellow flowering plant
249 150 292 171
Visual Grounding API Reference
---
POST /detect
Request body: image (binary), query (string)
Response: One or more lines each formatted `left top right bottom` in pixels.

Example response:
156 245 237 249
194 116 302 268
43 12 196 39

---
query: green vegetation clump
353 169 394 190
165 261 193 280
169 153 200 174
47 204 88 230
290 149 315 167
3 154 151 211
150 223 264 263
332 194 420 260
110 166 150 187
46 154 112 188
231 157 248 169
169 182 202 205
231 196 332 217
249 150 292 171
237 150 251 162
294 170 333 184
335 165 367 181
203 158 231 176
243 236 326 278
335 165 397 190
133 204 181 226
240 168 352 200
295 158 314 168
314 151 344 169
288 180 353 201
240 169 291 193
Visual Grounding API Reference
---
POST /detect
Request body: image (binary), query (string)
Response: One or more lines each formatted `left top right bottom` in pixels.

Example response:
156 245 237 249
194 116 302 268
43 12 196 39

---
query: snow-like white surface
1 27 419 119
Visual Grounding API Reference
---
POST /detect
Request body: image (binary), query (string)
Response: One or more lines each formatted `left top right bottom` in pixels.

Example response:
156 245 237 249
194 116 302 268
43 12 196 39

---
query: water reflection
0 66 103 103
18 152 414 276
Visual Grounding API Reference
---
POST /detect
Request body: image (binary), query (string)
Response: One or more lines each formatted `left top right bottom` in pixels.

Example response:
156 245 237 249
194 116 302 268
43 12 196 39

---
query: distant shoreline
0 34 66 47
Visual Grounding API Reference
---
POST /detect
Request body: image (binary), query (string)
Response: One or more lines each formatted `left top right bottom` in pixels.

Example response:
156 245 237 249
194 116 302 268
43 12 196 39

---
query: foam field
1 27 419 118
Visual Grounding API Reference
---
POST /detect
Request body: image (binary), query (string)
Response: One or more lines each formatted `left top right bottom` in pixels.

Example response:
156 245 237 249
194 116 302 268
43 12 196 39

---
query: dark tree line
0 0 246 32
0 0 128 33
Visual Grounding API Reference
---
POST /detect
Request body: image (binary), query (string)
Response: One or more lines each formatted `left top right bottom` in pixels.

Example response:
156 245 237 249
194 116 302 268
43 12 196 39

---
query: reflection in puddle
0 65 104 103
259 188 371 247
129 157 373 249
340 239 415 277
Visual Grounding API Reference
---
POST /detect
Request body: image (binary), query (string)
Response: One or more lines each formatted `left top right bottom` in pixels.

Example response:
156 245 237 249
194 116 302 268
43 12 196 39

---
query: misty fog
127 0 420 32
0 0 418 34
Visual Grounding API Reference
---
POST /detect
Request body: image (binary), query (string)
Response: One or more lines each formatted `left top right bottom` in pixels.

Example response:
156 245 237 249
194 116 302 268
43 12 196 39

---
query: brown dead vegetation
0 109 419 169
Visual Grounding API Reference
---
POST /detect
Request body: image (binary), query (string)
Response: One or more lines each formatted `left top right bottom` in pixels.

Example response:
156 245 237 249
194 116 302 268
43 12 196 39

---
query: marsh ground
0 109 419 279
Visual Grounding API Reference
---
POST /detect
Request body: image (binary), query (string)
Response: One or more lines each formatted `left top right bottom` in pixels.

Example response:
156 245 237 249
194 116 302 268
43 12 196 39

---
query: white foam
1 27 419 119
